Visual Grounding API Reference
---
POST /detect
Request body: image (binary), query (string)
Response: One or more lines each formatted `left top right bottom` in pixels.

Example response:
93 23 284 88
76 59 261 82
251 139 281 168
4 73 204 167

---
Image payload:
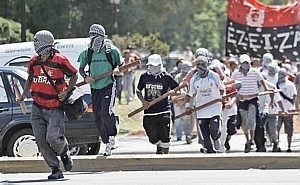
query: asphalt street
1 170 300 185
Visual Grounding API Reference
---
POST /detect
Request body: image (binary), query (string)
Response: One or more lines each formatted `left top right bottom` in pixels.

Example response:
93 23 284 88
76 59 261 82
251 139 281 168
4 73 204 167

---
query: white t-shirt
266 92 282 114
227 103 237 117
231 68 263 98
188 71 225 119
278 80 297 111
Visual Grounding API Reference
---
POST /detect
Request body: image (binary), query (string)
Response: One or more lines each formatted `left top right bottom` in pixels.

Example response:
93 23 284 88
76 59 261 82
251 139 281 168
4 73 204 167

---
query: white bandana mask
148 65 165 78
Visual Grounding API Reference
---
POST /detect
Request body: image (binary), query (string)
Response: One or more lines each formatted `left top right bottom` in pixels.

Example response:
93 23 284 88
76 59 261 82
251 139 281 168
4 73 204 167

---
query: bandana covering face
277 74 286 84
239 62 250 73
89 35 105 53
147 65 165 78
267 68 277 77
196 64 208 78
34 42 53 56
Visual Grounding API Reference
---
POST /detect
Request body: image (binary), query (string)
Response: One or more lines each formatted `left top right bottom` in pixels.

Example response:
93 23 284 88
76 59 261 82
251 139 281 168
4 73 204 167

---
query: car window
7 74 31 100
0 75 8 102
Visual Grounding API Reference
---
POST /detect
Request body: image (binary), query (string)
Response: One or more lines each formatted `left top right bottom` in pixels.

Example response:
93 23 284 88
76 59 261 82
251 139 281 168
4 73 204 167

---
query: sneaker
200 147 207 153
111 137 119 150
191 134 197 140
103 136 114 156
272 143 281 152
48 167 64 180
186 136 192 144
176 137 182 141
244 142 251 153
60 152 73 171
213 139 220 151
225 139 230 151
156 146 163 154
256 146 266 152
104 143 112 156
286 148 292 153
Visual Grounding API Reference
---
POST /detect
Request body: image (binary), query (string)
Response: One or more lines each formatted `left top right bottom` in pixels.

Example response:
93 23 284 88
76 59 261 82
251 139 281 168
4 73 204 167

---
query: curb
1 153 300 173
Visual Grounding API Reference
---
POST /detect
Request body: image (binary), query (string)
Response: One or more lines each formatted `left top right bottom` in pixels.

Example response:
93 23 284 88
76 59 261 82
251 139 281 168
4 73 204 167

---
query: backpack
86 40 117 80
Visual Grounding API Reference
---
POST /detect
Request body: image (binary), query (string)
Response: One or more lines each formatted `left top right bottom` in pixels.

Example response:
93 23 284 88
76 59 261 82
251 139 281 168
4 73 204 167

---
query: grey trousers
31 104 69 169
267 117 278 143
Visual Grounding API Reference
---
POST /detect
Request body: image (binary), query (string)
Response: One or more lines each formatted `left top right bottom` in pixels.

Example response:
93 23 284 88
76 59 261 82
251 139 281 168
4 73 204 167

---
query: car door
4 71 32 118
0 72 13 127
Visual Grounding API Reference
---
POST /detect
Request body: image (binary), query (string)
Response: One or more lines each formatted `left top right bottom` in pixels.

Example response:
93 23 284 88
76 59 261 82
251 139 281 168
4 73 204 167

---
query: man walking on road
231 54 270 153
136 54 179 154
21 30 77 179
77 24 123 156
186 56 225 153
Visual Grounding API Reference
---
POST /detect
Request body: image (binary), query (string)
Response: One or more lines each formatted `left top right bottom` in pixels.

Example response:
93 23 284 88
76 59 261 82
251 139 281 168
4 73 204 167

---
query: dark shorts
227 115 237 136
143 113 171 148
278 116 293 136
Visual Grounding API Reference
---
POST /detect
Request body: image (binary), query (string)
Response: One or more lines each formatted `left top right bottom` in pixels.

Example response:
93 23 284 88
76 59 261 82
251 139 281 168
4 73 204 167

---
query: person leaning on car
20 30 78 180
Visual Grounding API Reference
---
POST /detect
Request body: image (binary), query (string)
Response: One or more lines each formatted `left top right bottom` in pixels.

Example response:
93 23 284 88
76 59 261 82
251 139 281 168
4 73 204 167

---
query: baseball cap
147 54 163 66
239 54 251 64
262 53 273 64
228 57 238 64
195 56 209 66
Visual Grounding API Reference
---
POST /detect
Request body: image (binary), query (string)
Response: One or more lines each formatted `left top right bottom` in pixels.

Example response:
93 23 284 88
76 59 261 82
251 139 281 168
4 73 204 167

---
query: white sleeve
187 77 196 97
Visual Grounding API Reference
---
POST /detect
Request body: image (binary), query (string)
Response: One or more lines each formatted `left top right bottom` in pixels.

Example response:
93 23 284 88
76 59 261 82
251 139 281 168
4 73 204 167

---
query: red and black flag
226 0 300 61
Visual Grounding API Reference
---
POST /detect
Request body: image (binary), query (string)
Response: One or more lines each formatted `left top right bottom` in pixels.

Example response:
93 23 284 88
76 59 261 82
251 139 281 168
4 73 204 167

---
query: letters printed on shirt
33 69 56 85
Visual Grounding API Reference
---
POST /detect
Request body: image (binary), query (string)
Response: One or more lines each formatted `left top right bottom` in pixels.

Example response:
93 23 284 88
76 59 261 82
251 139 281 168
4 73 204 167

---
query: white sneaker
111 137 119 150
103 136 114 156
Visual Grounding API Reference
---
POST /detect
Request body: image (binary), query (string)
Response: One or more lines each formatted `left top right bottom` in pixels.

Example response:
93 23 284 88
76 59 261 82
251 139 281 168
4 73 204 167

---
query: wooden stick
175 91 238 120
258 89 282 96
239 89 283 100
268 112 299 117
75 60 141 87
13 84 27 114
175 98 222 119
128 82 188 118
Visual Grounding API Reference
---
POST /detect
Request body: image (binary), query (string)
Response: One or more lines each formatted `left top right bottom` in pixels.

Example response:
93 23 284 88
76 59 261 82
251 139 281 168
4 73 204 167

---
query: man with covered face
186 56 225 153
21 30 78 179
136 54 179 154
231 54 270 153
77 24 123 156
172 61 193 143
256 61 287 152
277 68 298 152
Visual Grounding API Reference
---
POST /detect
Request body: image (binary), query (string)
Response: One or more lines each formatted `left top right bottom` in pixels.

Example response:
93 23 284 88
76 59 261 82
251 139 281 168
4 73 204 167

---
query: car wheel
69 146 81 156
6 128 41 157
78 142 101 155
86 142 101 155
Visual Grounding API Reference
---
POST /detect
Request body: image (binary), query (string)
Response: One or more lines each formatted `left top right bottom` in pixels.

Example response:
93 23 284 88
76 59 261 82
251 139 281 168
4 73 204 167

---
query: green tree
0 17 33 44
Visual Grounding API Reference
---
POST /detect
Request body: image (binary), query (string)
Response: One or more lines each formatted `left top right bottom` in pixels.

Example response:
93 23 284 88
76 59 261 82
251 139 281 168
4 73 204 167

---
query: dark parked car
0 66 100 157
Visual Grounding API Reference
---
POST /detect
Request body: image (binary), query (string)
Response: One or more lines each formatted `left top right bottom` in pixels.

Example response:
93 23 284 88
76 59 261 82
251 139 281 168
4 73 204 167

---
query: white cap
240 54 251 64
263 53 274 63
147 54 163 66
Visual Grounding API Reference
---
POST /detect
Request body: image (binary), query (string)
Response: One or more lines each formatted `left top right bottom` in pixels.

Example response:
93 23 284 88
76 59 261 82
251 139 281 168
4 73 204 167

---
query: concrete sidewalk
108 133 300 155
0 133 299 173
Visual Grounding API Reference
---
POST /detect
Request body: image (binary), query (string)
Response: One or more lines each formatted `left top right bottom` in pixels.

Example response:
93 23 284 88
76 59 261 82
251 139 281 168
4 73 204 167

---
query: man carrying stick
77 24 123 156
185 56 225 154
231 54 271 153
136 54 179 154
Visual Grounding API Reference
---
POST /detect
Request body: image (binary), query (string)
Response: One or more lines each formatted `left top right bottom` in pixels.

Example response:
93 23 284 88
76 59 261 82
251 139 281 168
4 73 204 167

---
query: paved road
1 170 300 185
